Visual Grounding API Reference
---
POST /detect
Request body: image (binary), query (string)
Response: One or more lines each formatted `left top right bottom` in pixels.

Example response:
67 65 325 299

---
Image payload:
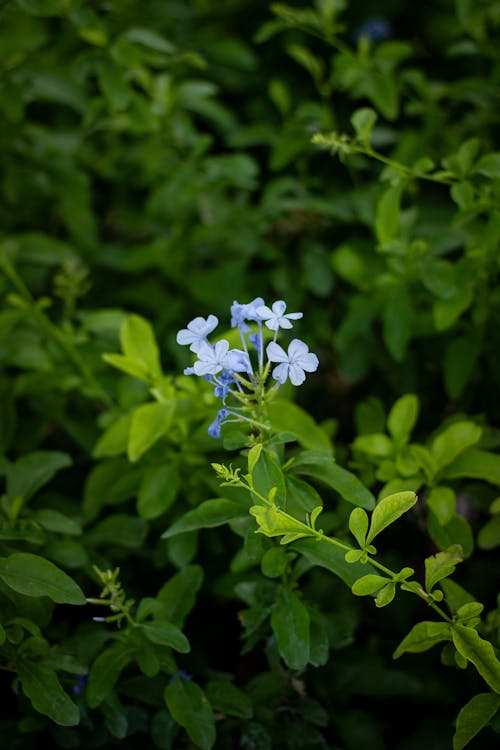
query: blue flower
267 339 319 386
208 408 229 438
256 300 303 331
193 341 250 377
176 315 219 353
354 17 393 42
231 297 265 331
213 370 236 400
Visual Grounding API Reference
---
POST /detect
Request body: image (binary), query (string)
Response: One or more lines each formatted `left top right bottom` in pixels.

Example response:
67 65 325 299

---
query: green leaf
252 449 286 507
271 588 310 670
85 514 147 549
0 553 85 604
478 515 500 550
474 152 500 178
32 509 81 536
205 680 253 719
93 414 132 458
376 183 403 245
351 107 378 146
102 353 150 380
351 574 391 596
428 513 474 557
267 399 332 453
16 0 66 16
366 491 417 544
382 286 413 361
250 505 311 541
444 449 500 485
162 499 246 539
453 693 500 750
261 547 289 578
444 336 480 399
285 475 323 514
393 621 452 658
120 314 162 380
431 422 482 471
157 565 204 628
17 662 79 726
426 486 456 525
140 621 189 653
137 464 181 520
247 444 263 474
127 402 174 462
293 538 376 588
424 544 463 593
375 582 396 607
290 451 375 510
387 394 419 445
7 451 72 502
87 644 136 708
451 624 500 693
349 507 369 548
164 678 215 750
352 433 393 457
433 287 473 331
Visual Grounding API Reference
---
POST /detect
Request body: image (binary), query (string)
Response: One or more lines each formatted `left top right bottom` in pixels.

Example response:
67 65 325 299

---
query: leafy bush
1 1 499 749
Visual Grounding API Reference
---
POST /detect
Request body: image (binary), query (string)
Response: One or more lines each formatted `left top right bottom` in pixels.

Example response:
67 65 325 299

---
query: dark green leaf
271 588 310 670
18 662 79 726
453 693 500 750
290 451 375 510
0 553 85 604
87 644 136 708
7 451 71 502
164 678 215 750
162 499 246 539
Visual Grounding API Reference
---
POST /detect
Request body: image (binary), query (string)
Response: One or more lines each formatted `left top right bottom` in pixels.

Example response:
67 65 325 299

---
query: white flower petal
289 363 306 386
266 341 288 363
272 362 289 384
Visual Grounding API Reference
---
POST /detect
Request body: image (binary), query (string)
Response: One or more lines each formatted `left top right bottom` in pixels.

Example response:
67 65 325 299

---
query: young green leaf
366 491 417 544
424 544 463 593
351 107 378 146
374 582 396 608
127 401 174 462
387 394 419 445
349 507 369 548
351 574 391 596
164 677 215 750
271 588 310 670
426 486 456 526
431 422 482 471
120 314 162 380
451 624 500 693
453 693 500 750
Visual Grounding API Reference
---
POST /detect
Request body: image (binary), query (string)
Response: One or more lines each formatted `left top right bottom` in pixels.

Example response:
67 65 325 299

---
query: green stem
245 479 453 622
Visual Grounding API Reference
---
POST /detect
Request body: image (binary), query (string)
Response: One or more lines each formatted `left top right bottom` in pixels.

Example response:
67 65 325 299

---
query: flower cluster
177 298 319 438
